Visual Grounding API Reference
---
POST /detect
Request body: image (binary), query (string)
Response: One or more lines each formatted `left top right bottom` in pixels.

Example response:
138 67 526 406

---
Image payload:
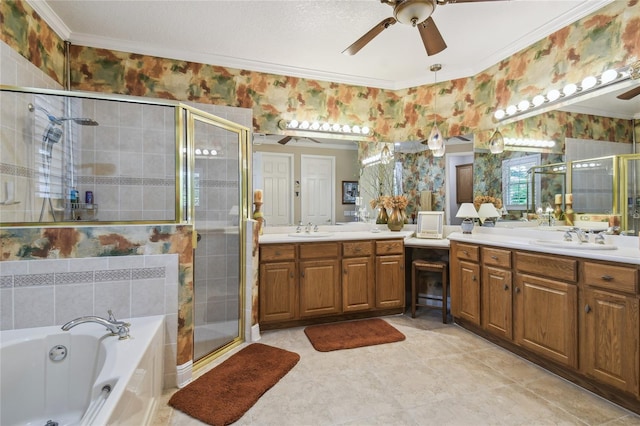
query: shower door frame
182 105 251 368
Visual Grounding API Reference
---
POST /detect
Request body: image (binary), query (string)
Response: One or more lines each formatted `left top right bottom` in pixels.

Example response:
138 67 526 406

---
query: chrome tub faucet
61 310 130 339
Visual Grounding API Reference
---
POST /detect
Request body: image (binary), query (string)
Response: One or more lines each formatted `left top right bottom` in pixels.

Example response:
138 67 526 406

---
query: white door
260 153 293 226
301 155 335 225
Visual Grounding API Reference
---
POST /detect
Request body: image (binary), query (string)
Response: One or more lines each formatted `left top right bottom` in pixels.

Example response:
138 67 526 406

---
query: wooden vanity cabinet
514 252 578 368
481 247 513 340
342 241 375 312
259 244 297 323
450 242 481 326
298 243 341 318
580 261 639 395
375 240 405 309
259 238 405 327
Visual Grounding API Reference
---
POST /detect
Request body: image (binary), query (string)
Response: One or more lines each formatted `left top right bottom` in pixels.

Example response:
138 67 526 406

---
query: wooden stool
411 259 448 323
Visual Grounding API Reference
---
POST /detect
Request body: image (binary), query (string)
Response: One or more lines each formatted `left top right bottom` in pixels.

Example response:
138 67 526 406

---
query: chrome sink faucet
305 222 313 233
61 310 130 339
564 227 589 243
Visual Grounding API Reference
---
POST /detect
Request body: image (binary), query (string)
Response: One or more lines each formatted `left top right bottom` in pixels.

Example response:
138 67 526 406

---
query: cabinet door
581 288 639 394
259 261 296 323
299 259 341 317
376 254 405 309
514 273 577 368
457 260 482 326
342 256 374 312
482 266 513 339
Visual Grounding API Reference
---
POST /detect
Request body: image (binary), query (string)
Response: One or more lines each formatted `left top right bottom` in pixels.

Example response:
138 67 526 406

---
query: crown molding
28 0 614 91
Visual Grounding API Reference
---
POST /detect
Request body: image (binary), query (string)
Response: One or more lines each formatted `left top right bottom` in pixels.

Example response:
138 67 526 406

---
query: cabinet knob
504 284 509 291
343 269 348 275
585 304 592 313
491 255 498 260
472 275 477 281
354 247 362 252
463 250 469 256
290 272 294 278
301 271 305 278
601 275 613 282
515 287 521 293
275 251 281 256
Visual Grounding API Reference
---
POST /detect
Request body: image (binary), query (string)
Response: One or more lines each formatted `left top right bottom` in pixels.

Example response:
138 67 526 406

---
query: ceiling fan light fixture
394 0 435 26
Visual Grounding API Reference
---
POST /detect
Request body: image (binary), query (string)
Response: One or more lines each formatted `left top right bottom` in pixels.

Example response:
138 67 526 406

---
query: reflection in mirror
252 134 359 225
0 88 177 224
474 79 639 221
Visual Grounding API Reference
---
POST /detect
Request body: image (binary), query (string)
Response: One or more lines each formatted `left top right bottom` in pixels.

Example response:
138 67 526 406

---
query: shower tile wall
0 254 180 388
77 98 176 221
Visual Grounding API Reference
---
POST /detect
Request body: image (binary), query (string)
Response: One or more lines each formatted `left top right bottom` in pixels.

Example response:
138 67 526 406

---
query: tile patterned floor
152 312 640 425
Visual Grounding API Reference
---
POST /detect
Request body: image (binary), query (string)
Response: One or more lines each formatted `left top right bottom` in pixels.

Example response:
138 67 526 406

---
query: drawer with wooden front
583 261 638 294
375 239 404 255
454 243 479 262
260 244 296 262
515 251 577 283
482 247 511 269
343 241 373 257
299 242 340 259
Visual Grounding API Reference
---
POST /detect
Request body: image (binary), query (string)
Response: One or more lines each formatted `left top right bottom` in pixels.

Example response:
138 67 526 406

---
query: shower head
27 103 99 126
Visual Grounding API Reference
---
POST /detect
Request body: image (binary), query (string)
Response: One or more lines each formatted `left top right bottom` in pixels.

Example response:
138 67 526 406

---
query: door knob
585 304 592 313
515 287 521 293
504 284 509 290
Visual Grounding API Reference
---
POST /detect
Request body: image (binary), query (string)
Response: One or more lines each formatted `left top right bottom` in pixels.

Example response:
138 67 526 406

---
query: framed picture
342 181 358 204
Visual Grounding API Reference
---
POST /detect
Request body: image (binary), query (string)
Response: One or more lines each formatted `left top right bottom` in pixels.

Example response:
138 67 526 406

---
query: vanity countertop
448 227 640 265
259 224 414 244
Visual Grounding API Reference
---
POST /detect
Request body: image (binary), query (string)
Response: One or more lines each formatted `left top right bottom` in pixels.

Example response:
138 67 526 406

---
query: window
502 154 540 210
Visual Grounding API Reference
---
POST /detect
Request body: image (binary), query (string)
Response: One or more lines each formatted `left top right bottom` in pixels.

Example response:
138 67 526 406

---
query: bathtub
0 315 164 426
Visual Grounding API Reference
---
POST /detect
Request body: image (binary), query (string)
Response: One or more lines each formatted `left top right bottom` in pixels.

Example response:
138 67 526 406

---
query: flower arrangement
382 195 409 211
473 195 503 210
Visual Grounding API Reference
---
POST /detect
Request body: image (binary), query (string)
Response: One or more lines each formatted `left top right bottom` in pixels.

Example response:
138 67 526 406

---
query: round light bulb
342 125 351 133
321 122 331 131
546 89 560 102
494 109 506 120
352 125 361 133
517 100 530 111
300 121 310 129
211 149 217 156
361 126 370 135
195 148 202 155
202 149 209 155
332 123 341 132
562 83 577 96
581 76 597 90
601 69 618 84
532 95 545 107
310 122 320 130
289 120 299 129
506 105 517 115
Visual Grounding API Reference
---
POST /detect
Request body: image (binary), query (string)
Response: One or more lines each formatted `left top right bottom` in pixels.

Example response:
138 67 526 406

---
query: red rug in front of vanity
168 343 299 426
304 318 406 352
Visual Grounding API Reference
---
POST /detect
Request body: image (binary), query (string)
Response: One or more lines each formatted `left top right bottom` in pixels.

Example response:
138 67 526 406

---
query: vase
376 207 388 224
387 208 405 231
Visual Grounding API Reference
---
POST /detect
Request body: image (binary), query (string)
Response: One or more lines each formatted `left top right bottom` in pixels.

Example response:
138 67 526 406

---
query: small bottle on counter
70 188 79 208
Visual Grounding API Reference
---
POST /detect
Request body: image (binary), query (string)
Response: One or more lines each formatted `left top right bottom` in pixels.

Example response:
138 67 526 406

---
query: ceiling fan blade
617 85 640 100
342 17 397 56
277 136 292 145
418 17 447 56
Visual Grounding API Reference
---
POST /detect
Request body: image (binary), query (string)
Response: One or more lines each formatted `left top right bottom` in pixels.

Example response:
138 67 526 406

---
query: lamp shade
478 203 500 219
456 203 479 219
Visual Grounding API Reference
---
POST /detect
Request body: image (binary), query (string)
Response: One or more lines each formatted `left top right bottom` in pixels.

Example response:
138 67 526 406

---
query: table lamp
456 203 479 234
478 203 501 227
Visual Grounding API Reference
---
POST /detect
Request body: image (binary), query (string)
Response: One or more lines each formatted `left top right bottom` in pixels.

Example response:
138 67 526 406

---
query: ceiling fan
343 0 504 57
276 136 322 145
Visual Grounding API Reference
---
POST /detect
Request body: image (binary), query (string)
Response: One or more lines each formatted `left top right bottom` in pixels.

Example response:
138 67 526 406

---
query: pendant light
426 63 443 151
489 129 504 154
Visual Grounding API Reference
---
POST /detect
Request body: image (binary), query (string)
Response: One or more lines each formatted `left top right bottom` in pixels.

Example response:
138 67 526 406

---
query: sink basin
287 232 334 238
530 240 617 250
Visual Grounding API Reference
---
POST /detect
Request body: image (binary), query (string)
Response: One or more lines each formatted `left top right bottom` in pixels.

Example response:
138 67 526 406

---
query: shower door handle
197 233 202 242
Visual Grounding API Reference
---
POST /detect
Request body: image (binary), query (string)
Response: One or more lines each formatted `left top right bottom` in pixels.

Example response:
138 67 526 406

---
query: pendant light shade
489 129 504 154
427 124 443 150
432 139 446 157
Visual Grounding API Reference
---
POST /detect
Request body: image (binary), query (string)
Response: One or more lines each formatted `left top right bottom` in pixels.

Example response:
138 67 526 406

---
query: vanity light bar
494 65 633 122
504 138 555 148
279 119 370 136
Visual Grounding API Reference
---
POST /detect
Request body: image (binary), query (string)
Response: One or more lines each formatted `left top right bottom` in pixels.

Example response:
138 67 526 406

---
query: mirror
252 135 360 225
473 78 640 220
0 86 179 224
